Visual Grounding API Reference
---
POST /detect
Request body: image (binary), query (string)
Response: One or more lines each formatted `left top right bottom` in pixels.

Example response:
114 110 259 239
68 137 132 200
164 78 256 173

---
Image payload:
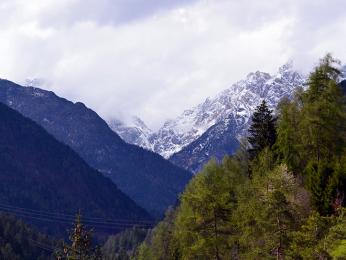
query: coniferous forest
1 1 346 259
131 55 346 259
0 54 345 259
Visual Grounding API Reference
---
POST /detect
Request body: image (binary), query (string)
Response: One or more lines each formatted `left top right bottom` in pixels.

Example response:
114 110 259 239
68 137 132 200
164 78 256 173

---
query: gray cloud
0 0 345 129
0 0 197 28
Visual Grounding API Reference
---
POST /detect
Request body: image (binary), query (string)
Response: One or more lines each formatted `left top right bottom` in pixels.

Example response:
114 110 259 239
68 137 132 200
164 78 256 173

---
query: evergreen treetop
56 213 102 260
248 100 277 160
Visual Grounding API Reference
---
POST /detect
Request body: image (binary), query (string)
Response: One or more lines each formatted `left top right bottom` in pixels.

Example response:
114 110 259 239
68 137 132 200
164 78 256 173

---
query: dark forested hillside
0 102 151 237
0 213 54 259
0 80 192 217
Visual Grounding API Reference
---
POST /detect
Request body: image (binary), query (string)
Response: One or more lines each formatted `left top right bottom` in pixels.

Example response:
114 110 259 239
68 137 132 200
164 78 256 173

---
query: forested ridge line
134 55 346 259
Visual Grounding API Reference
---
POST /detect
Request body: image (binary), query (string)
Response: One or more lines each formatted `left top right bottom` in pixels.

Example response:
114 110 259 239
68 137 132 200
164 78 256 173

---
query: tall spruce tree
56 213 102 260
248 100 277 160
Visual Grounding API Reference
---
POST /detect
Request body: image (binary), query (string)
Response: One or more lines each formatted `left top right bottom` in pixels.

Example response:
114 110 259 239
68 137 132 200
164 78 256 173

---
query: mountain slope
163 63 304 156
169 64 346 173
110 63 305 161
168 63 304 172
0 102 151 236
169 114 240 173
109 63 305 172
0 79 192 216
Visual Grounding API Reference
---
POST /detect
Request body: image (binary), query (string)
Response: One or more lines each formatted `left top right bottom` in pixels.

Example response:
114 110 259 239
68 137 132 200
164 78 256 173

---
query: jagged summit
109 62 305 161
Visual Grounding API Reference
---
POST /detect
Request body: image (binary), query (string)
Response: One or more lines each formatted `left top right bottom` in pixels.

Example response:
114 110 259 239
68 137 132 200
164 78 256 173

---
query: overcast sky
0 0 345 129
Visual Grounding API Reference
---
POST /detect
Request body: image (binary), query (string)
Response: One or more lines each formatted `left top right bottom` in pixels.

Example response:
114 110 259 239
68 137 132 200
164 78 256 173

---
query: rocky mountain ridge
111 62 305 163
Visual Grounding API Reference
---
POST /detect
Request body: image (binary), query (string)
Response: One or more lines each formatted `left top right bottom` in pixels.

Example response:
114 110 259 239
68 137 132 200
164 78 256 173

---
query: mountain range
113 64 346 173
0 79 192 217
110 62 306 172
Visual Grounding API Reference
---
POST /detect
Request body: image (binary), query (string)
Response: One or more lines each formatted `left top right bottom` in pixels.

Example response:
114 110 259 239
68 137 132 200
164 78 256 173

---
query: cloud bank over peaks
0 0 345 129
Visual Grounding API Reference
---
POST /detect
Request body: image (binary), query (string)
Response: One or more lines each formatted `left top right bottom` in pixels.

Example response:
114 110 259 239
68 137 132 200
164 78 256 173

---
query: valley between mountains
0 59 345 259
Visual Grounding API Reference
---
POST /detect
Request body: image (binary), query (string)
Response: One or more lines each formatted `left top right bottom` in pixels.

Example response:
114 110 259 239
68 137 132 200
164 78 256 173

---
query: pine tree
248 100 277 160
56 213 102 260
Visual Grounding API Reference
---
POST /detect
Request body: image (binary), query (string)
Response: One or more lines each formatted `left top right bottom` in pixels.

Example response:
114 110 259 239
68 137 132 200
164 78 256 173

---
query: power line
0 202 156 225
0 209 154 231
0 202 155 223
0 209 154 230
27 238 55 253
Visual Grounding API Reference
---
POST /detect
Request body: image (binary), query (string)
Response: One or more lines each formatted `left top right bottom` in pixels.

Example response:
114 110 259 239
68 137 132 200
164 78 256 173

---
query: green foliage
135 159 345 259
250 147 276 177
288 211 333 259
304 160 345 214
136 159 307 259
331 240 346 259
275 94 304 173
325 209 346 258
288 209 346 259
235 164 303 259
275 54 346 214
134 208 179 260
305 54 341 103
102 226 149 260
174 159 244 259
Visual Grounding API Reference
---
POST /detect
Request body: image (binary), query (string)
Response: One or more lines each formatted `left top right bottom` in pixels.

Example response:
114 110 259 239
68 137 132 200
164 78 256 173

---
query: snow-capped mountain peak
108 116 153 150
108 62 305 159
